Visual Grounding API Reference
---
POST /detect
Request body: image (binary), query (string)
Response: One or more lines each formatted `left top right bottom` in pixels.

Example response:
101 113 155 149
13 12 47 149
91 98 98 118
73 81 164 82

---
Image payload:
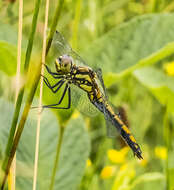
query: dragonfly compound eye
61 55 73 64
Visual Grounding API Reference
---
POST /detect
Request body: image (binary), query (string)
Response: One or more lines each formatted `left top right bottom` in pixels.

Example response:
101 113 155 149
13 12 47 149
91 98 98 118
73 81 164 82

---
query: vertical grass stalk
1 0 42 188
163 105 171 190
1 0 65 189
49 126 65 190
46 0 65 55
2 0 41 171
8 0 23 189
1 63 42 190
72 0 82 49
32 0 50 189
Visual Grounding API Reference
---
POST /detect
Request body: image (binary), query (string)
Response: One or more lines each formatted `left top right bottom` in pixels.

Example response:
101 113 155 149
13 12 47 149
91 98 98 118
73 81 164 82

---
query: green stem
2 0 42 173
151 0 159 12
2 89 24 170
163 105 170 190
72 0 82 49
46 0 64 55
163 1 174 12
49 126 65 190
1 0 65 188
1 63 42 190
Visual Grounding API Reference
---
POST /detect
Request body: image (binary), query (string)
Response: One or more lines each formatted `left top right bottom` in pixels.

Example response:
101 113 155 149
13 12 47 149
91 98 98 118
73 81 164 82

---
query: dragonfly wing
48 31 74 67
95 68 108 99
103 108 118 138
71 85 99 117
95 68 118 137
53 31 88 67
70 51 86 67
52 31 72 54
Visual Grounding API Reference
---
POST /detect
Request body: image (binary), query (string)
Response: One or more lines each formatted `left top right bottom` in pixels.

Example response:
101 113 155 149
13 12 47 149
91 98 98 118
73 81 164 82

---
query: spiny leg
51 81 65 93
42 75 65 93
31 79 65 109
44 64 63 78
42 84 71 109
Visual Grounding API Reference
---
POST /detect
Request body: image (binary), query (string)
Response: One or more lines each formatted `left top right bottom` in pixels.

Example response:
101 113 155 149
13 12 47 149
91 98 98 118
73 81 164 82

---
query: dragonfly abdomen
93 100 143 159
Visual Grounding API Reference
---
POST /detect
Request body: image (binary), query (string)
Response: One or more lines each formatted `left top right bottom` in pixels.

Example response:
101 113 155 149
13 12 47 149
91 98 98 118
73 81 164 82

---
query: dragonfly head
55 55 73 74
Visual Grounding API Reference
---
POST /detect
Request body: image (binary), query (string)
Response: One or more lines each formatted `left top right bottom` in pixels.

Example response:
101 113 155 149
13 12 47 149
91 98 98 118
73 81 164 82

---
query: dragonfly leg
42 75 65 93
42 84 71 109
51 80 65 93
41 75 54 88
44 64 62 79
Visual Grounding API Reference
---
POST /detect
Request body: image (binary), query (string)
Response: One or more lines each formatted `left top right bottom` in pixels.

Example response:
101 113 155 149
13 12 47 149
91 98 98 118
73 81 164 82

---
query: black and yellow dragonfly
39 31 143 159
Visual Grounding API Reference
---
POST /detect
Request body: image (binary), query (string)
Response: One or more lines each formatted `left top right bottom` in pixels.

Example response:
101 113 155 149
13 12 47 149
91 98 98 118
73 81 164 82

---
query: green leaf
0 41 25 77
0 98 90 190
0 21 18 45
82 13 174 85
134 67 174 113
0 20 27 49
0 41 18 75
130 172 164 189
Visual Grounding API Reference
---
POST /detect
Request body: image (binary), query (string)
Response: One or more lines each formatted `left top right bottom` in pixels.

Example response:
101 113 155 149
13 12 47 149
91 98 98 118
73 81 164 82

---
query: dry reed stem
8 0 23 189
32 0 50 189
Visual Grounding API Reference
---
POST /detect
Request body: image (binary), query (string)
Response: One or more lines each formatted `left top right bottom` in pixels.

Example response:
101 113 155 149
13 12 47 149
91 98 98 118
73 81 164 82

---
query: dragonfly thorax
55 54 73 74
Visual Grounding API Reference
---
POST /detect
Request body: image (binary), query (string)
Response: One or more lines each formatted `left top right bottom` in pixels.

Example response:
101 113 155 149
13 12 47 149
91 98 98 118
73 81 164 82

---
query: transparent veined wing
96 68 131 139
51 31 88 67
47 31 99 116
95 68 118 138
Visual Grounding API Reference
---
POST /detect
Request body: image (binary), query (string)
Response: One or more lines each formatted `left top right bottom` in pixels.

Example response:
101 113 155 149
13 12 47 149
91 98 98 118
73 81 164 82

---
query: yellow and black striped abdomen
107 105 142 159
93 100 143 159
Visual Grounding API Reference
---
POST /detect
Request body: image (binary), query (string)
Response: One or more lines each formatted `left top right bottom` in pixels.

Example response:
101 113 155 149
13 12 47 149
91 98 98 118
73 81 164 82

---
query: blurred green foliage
0 0 174 190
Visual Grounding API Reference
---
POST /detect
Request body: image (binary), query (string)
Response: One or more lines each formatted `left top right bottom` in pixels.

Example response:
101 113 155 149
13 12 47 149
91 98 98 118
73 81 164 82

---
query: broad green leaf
0 21 18 45
0 21 27 47
0 22 26 76
0 98 90 190
134 67 174 113
82 13 174 86
0 41 18 75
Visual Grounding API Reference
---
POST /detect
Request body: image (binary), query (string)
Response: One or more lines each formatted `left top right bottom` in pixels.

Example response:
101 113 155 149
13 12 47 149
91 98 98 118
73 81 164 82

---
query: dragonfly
39 31 143 159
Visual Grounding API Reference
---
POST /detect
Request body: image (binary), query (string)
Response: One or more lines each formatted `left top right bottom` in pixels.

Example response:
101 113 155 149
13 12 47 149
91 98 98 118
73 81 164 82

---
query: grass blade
46 0 65 55
1 0 64 189
72 0 82 49
49 126 65 190
1 0 42 188
32 0 50 189
8 0 24 189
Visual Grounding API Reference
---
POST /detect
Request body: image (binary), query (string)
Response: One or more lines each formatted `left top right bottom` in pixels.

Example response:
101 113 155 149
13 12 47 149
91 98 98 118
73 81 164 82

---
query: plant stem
163 105 171 190
49 126 65 190
72 0 82 49
1 0 65 188
2 0 41 172
1 63 41 190
32 0 50 189
9 0 24 188
46 0 65 55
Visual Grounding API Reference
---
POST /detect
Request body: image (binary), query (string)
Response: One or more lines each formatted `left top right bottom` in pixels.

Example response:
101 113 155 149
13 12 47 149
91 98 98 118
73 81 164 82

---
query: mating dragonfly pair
38 31 143 159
